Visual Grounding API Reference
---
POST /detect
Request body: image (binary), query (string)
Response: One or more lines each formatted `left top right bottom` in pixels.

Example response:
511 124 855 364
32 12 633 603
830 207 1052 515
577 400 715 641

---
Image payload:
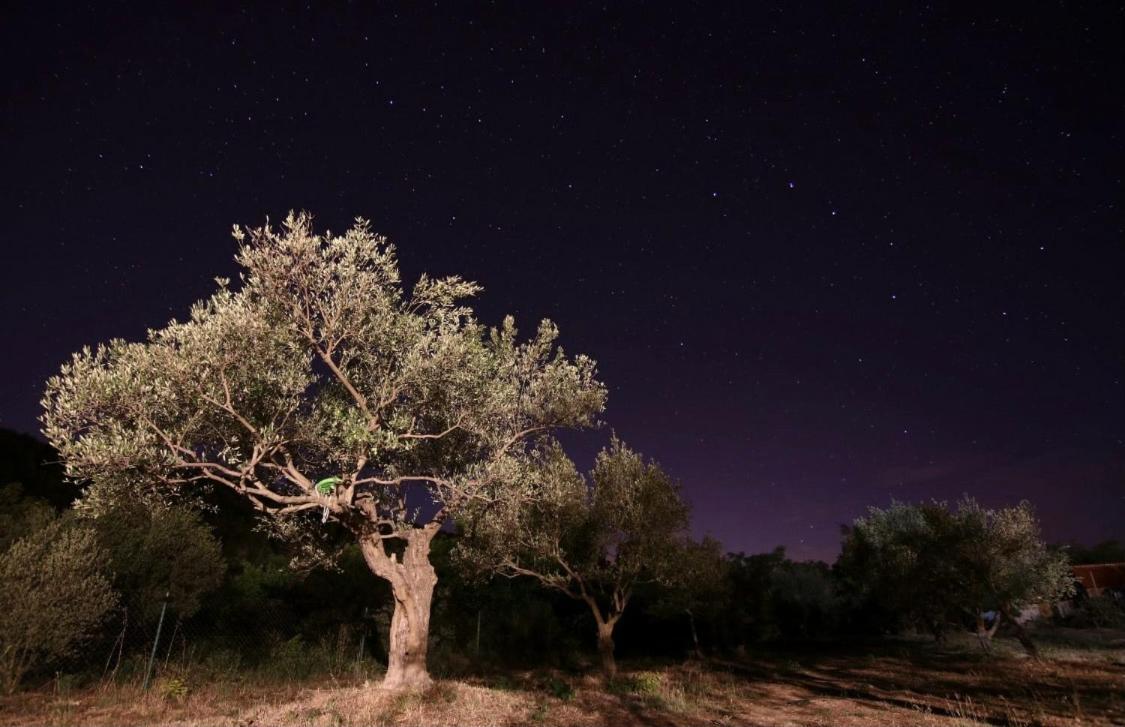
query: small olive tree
0 521 117 692
42 212 605 689
946 499 1074 655
839 498 1072 656
459 438 690 678
656 536 726 658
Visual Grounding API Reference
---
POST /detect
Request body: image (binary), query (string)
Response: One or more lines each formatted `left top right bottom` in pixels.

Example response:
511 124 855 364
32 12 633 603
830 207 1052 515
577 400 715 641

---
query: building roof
1072 563 1125 592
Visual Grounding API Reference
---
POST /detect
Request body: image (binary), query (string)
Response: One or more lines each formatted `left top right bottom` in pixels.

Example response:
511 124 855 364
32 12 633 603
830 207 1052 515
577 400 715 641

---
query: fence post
356 606 369 666
475 609 482 657
143 591 170 690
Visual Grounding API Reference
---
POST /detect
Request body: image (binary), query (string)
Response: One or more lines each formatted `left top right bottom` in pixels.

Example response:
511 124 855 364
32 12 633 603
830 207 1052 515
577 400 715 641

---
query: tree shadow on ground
711 641 1125 726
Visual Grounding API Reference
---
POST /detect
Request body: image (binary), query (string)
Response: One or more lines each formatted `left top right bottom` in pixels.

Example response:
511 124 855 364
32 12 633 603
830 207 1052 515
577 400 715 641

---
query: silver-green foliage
42 212 605 545
460 437 691 630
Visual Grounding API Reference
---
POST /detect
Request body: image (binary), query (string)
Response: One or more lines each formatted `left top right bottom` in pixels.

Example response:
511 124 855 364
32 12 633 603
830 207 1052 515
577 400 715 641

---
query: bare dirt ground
3 630 1123 726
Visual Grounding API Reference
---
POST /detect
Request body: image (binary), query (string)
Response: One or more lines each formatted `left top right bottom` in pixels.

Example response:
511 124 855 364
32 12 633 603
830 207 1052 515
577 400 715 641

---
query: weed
424 680 458 703
157 675 190 702
529 700 550 722
542 676 574 701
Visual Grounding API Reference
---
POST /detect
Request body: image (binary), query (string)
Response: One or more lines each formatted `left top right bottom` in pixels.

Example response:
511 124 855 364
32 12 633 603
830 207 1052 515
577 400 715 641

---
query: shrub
0 521 117 692
1066 596 1125 629
157 675 190 701
608 670 663 696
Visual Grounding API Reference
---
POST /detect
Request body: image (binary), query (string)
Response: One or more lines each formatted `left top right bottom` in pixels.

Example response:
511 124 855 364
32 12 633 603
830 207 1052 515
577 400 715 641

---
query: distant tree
0 483 55 552
723 547 788 646
768 560 841 640
838 498 1073 656
459 438 690 678
0 429 74 510
837 502 960 641
0 521 116 692
1066 539 1125 566
657 536 727 658
42 212 605 689
948 499 1074 655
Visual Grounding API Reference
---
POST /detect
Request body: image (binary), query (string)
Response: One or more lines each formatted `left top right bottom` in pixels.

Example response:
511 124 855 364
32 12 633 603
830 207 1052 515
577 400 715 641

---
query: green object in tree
315 476 342 495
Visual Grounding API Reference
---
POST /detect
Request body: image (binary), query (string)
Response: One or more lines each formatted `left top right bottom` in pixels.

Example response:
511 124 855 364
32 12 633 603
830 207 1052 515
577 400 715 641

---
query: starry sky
2 3 1122 561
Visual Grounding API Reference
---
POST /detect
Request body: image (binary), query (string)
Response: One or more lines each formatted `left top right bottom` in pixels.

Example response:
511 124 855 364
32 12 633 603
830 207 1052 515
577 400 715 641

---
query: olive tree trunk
360 528 438 690
584 598 622 680
596 621 617 679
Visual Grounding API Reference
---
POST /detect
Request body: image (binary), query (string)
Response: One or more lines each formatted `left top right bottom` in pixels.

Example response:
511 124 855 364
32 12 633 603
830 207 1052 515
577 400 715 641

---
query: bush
157 675 189 701
0 521 117 692
1065 596 1125 629
608 670 663 696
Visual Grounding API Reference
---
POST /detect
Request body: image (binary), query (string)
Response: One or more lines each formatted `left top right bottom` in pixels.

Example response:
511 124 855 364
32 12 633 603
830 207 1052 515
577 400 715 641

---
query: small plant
543 676 574 701
157 675 189 702
607 671 663 697
530 700 550 722
424 681 459 704
385 690 419 720
633 671 663 696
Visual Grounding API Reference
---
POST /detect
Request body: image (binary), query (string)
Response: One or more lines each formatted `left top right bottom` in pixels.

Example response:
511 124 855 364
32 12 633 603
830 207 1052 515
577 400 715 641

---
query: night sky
2 4 1122 561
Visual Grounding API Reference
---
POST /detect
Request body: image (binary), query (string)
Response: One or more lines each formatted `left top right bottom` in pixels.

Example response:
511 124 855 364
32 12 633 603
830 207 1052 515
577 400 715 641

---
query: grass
1 627 1122 726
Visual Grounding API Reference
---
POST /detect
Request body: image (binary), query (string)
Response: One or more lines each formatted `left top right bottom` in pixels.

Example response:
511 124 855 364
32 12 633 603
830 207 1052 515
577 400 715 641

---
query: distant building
1072 563 1125 597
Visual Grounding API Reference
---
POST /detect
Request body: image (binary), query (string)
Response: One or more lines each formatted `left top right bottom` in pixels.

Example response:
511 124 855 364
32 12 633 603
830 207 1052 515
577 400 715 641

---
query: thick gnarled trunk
360 529 438 690
582 593 624 680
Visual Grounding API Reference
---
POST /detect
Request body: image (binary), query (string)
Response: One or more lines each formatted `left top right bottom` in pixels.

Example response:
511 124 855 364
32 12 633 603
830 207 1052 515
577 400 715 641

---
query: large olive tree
42 213 605 689
459 438 690 678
